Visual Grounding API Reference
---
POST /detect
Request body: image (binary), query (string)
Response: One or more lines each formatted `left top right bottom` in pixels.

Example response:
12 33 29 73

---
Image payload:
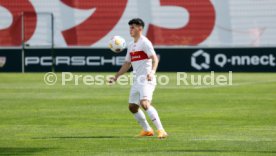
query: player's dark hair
128 18 145 28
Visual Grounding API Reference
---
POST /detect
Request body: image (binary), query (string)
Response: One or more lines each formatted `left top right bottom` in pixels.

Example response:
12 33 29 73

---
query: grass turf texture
0 72 275 156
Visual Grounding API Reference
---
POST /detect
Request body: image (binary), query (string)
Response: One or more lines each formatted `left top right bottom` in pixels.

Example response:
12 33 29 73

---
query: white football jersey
125 35 156 84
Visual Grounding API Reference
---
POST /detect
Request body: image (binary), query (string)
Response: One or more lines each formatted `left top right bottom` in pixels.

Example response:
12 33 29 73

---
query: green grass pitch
0 72 275 155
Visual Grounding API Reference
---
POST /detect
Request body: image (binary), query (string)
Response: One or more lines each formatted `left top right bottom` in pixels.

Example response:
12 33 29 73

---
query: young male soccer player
109 18 168 138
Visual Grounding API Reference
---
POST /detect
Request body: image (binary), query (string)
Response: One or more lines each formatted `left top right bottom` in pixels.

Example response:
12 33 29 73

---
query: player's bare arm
147 54 159 81
109 61 131 83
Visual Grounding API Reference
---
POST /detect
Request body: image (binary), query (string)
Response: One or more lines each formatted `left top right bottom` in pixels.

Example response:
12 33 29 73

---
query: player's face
129 24 142 37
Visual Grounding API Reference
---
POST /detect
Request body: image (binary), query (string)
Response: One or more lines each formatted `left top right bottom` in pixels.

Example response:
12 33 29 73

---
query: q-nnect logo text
191 50 276 70
214 54 276 68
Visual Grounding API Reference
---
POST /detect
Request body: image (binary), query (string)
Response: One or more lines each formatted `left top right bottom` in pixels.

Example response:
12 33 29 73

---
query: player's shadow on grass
33 136 133 139
53 136 133 139
0 147 52 155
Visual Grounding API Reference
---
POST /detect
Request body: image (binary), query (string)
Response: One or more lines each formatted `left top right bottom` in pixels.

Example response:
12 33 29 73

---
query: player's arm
109 61 131 83
115 61 131 79
144 40 158 81
147 54 159 81
109 43 132 83
150 54 159 74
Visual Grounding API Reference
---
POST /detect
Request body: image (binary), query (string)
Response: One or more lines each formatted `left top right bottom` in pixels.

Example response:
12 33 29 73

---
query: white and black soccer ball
108 36 126 53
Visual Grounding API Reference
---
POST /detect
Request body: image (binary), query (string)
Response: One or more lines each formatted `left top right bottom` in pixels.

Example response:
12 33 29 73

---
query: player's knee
129 104 139 113
140 100 150 110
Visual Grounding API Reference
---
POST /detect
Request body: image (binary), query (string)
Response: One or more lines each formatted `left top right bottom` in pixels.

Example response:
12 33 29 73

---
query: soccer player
109 18 168 138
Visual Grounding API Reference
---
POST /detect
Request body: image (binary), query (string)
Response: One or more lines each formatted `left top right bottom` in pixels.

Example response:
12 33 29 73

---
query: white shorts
128 82 156 105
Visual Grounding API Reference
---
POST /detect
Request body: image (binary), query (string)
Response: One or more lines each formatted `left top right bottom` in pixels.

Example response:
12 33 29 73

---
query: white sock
146 106 164 131
133 109 152 131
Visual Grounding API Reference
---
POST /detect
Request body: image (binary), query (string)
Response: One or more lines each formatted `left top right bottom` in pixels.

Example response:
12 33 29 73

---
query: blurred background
0 0 276 72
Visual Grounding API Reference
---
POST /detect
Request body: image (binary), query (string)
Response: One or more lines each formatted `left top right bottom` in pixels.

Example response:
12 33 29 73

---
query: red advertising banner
0 0 275 47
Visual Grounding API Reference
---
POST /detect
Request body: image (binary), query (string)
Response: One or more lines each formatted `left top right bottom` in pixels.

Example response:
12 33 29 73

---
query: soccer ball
108 36 126 53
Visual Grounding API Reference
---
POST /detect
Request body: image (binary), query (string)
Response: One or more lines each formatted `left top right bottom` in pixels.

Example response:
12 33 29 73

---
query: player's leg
139 84 168 138
128 85 153 136
129 103 153 136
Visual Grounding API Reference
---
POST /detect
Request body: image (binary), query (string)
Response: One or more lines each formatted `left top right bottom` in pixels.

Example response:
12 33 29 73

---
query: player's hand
147 73 153 81
108 76 117 84
147 70 155 81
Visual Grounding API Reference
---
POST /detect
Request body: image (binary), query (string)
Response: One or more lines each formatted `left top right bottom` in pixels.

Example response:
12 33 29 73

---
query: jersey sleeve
144 40 156 57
